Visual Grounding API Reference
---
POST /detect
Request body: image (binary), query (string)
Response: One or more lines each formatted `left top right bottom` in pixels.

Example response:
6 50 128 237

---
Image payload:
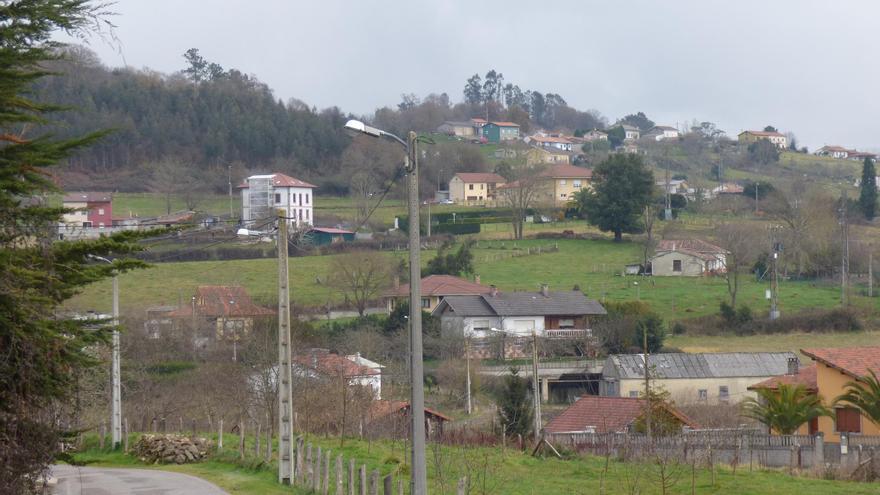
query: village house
239 172 316 230
524 146 572 165
437 120 476 138
622 124 641 141
544 396 696 435
62 192 112 228
798 347 880 442
650 239 728 276
433 285 606 359
527 135 574 151
815 145 851 159
738 130 788 149
447 172 507 203
293 348 383 399
479 121 520 143
600 352 800 405
384 274 491 313
540 163 594 206
847 151 877 162
644 125 681 141
582 129 608 142
748 363 820 435
166 285 274 346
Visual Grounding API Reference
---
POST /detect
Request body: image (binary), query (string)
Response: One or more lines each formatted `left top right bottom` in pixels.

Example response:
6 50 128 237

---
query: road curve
51 464 229 495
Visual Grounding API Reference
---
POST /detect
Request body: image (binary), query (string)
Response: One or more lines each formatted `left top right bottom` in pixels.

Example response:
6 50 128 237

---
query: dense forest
36 48 611 194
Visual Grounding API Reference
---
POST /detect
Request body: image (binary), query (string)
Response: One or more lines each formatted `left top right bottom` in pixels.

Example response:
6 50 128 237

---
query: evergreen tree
859 157 877 220
576 154 654 242
0 3 147 491
497 369 533 436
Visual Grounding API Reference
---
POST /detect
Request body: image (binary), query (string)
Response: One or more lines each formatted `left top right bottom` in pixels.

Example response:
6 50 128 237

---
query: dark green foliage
575 154 654 241
835 370 880 428
620 111 654 132
743 384 830 435
763 125 778 132
635 313 666 353
607 126 625 148
496 369 533 437
595 302 665 354
425 241 475 276
0 2 148 491
747 139 780 165
432 222 480 235
719 302 753 329
739 180 775 200
859 157 877 220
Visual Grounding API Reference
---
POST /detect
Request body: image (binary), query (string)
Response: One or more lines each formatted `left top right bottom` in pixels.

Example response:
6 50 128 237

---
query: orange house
800 347 880 442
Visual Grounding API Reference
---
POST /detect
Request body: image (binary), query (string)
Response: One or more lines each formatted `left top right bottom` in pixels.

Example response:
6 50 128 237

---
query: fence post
397 478 403 495
335 455 344 495
369 470 379 495
306 443 313 487
349 459 356 495
217 419 223 450
359 464 367 495
265 422 272 462
123 418 129 453
789 445 797 474
315 446 323 492
383 474 393 495
296 437 305 485
814 432 824 468
191 418 197 437
99 422 106 450
323 450 331 495
457 476 468 495
238 421 245 460
179 417 184 433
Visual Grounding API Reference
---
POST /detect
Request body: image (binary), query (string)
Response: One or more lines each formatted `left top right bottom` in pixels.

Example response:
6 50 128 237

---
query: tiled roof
740 130 785 138
435 295 497 317
714 183 744 194
168 285 274 318
435 290 606 317
748 365 818 392
656 239 727 255
293 349 379 377
801 347 880 379
545 396 695 434
606 352 798 380
368 400 452 422
63 192 112 203
387 275 491 298
541 164 593 179
488 121 520 127
453 172 507 184
470 118 488 124
530 135 573 144
238 173 317 189
309 227 353 235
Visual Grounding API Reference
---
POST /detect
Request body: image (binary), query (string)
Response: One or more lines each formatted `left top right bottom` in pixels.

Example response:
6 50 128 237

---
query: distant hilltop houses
737 130 788 149
815 145 876 162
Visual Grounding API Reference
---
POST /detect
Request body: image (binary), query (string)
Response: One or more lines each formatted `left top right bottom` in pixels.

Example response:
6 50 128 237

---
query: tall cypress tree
0 3 147 491
860 157 877 220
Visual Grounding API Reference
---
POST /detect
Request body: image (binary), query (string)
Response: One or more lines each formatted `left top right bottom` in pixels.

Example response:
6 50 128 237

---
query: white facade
346 353 384 399
441 315 547 339
240 173 315 230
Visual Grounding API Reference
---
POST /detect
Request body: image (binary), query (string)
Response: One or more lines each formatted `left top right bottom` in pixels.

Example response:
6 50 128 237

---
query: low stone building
650 239 727 276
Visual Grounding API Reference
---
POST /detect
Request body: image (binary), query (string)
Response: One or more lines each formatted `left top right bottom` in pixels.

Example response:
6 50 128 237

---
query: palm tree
742 383 830 435
834 369 880 428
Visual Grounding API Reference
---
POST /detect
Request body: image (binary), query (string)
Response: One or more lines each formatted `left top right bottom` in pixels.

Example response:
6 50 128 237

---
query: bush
433 222 480 235
671 322 686 335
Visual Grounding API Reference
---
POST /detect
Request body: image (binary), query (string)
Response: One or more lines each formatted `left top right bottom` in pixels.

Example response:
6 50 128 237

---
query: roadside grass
67 237 877 323
668 331 880 361
68 434 880 495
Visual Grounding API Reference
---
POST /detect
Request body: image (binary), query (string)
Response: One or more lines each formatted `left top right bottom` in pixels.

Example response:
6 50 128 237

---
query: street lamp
88 255 122 449
344 119 428 494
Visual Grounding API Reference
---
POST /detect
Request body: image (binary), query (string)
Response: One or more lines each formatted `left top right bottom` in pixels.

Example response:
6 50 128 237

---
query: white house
645 125 680 141
815 145 851 159
527 135 574 151
293 349 383 399
239 173 316 230
621 124 641 141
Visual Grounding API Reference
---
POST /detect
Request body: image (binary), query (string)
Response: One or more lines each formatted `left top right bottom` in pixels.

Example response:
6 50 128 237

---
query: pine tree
859 157 877 220
0 3 147 491
497 369 533 436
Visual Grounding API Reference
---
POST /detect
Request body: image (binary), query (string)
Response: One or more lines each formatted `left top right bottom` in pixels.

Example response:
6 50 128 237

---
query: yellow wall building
448 172 507 203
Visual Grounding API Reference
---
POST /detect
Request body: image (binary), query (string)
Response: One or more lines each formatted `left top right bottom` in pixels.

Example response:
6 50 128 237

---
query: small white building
645 125 680 141
239 173 316 230
293 349 383 399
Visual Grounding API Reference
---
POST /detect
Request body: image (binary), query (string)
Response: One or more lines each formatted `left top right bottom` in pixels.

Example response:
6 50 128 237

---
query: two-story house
583 129 608 142
540 163 594 206
239 173 316 230
738 130 788 149
62 192 113 228
644 125 680 141
384 274 491 313
479 121 520 143
622 124 641 141
528 135 574 151
815 145 851 159
167 285 274 347
448 172 507 203
525 146 572 165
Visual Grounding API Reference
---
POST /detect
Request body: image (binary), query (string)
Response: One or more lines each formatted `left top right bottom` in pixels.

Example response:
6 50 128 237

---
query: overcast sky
63 0 879 150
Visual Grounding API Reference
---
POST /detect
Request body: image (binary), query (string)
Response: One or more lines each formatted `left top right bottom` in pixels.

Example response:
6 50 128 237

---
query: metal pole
840 190 849 306
406 132 427 495
426 201 431 238
277 209 294 484
228 165 233 219
111 274 121 448
532 330 541 436
465 337 472 415
643 325 651 442
870 250 873 298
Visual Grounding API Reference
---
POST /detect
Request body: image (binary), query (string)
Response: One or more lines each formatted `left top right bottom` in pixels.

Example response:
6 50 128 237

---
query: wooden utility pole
277 209 294 484
840 191 850 306
869 250 874 298
532 330 541 436
465 337 472 415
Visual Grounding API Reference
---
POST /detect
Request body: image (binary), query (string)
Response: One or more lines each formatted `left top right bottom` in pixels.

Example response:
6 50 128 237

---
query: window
305 209 309 220
275 193 281 204
573 180 582 188
673 260 682 272
469 184 474 190
98 208 105 215
698 389 708 401
299 193 303 205
629 391 639 398
560 179 567 185
558 318 575 328
473 319 491 331
480 184 484 189
719 386 729 401
421 297 431 308
299 209 303 220
836 408 861 433
291 193 296 204
305 194 309 205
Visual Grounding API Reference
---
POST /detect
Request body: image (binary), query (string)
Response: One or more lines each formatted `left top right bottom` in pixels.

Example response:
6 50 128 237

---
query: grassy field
668 331 880 360
67 237 877 325
69 435 880 495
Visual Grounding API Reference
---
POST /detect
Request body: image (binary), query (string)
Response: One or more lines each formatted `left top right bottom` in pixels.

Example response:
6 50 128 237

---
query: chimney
787 357 799 376
489 285 498 297
474 274 481 285
540 284 549 297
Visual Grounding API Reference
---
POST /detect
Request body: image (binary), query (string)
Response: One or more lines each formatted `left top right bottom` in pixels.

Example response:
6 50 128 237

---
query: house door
808 417 819 435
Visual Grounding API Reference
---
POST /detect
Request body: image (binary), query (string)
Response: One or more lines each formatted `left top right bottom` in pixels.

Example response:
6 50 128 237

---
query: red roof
801 347 880 379
715 183 744 194
657 239 727 255
741 130 786 138
748 365 818 392
545 396 695 434
488 121 520 127
453 172 507 184
63 192 112 203
237 173 317 189
368 400 452 422
293 349 379 377
541 164 593 179
386 275 491 298
168 285 274 318
470 118 488 124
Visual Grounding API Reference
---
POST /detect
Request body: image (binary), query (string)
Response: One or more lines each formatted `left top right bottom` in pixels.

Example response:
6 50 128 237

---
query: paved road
51 465 228 495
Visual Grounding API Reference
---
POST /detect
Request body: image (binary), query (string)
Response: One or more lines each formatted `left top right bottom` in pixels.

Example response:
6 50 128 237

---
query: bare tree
349 171 375 226
498 166 547 240
327 251 394 316
714 223 758 307
149 161 203 214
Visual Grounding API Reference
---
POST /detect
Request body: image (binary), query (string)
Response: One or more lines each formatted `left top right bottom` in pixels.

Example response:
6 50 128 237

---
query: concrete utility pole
664 166 672 220
840 190 850 306
465 337 472 415
870 249 874 298
277 209 294 484
769 225 781 320
228 164 233 219
643 326 651 442
532 330 542 437
426 201 431 238
111 274 121 448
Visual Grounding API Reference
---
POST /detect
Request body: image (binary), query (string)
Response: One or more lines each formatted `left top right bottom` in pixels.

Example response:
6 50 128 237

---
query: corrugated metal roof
436 291 606 317
608 352 798 380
